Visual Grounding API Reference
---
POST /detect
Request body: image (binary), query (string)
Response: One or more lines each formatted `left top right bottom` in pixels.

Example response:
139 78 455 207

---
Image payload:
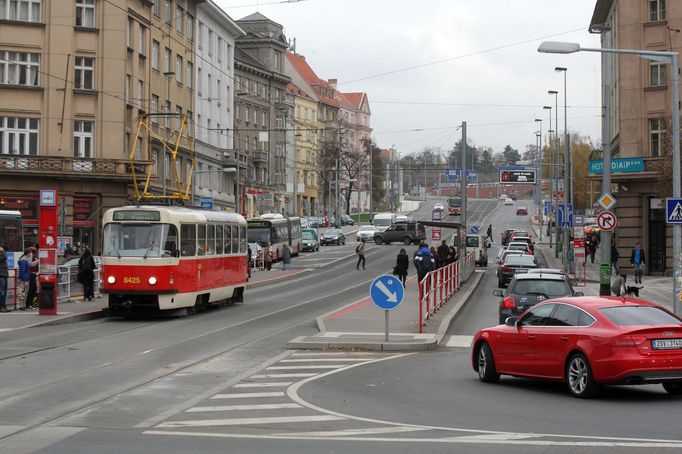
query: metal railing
57 265 101 302
418 251 476 333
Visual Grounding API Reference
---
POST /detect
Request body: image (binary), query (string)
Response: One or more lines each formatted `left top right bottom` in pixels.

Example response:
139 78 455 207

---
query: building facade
591 0 677 275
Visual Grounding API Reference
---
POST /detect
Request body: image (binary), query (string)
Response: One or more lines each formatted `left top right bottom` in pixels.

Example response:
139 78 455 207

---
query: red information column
38 189 59 315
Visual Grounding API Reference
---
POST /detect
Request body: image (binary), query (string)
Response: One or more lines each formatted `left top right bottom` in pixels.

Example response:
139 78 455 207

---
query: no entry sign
597 210 617 231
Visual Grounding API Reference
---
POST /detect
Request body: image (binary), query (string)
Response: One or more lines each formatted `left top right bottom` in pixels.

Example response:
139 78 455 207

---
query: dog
625 285 642 297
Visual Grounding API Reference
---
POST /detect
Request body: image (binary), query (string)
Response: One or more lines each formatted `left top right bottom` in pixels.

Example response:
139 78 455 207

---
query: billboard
499 169 536 184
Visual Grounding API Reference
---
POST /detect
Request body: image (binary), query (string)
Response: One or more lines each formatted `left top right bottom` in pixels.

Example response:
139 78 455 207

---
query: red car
472 297 682 398
516 206 528 216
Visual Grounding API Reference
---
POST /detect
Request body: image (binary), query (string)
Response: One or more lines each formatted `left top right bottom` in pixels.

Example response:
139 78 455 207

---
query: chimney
328 78 337 89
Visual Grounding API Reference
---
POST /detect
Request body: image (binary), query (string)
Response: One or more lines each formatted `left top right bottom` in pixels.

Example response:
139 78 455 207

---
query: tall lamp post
539 40 681 312
543 105 553 247
548 90 561 258
535 118 543 241
552 66 570 273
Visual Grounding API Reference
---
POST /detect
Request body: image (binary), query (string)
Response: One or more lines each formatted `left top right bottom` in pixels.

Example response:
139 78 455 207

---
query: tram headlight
148 276 157 285
107 276 116 284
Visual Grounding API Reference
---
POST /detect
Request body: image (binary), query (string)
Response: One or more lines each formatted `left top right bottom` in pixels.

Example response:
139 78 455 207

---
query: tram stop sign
370 275 405 311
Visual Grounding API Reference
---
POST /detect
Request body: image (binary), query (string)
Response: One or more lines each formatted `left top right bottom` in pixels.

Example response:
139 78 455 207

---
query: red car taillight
611 335 648 347
501 266 511 272
502 296 516 309
498 259 504 264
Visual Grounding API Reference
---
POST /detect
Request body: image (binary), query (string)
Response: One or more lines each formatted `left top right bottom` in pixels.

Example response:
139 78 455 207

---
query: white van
372 212 396 232
466 234 491 267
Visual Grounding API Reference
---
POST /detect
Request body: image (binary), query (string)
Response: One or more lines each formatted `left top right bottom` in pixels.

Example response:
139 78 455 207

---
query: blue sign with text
588 158 644 174
445 169 460 180
370 275 405 311
200 196 214 209
543 201 554 215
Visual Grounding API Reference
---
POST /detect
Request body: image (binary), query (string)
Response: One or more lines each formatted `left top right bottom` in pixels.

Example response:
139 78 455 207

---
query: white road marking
155 415 343 428
211 392 285 399
233 382 293 388
279 358 378 363
290 352 382 357
266 365 346 370
251 373 317 378
187 403 302 412
280 426 428 437
444 335 473 348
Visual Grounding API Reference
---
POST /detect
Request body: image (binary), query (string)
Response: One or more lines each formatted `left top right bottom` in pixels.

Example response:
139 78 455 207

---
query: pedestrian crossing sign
666 198 682 224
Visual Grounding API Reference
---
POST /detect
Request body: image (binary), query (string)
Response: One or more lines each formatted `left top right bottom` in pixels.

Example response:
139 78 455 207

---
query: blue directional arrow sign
557 203 573 228
370 275 405 311
470 225 480 234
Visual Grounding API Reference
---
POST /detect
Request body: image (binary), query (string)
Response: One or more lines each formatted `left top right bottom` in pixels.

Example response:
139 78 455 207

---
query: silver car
356 225 377 242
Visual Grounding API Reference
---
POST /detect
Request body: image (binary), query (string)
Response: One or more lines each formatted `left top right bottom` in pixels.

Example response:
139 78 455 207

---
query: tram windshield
103 223 178 258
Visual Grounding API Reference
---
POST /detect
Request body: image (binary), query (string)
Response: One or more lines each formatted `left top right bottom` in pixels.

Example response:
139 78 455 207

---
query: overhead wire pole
555 67 570 273
549 90 561 259
599 28 613 296
461 121 467 242
544 105 553 248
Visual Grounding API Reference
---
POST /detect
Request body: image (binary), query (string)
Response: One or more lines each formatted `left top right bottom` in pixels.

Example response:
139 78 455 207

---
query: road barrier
418 251 476 333
57 265 101 303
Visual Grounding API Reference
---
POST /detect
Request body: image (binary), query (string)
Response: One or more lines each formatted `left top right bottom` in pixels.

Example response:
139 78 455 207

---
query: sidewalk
531 225 676 313
288 270 485 351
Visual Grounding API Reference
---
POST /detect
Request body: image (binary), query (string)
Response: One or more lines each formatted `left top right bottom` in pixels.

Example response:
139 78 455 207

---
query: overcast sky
218 0 603 157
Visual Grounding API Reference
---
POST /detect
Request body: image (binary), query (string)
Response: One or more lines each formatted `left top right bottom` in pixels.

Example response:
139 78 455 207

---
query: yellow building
287 83 319 216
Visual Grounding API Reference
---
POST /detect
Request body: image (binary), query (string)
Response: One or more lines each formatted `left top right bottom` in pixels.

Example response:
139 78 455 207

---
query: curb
24 309 105 329
287 336 438 352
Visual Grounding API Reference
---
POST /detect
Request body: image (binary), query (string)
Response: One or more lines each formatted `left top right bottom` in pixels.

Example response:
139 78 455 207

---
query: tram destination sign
113 210 161 221
499 169 536 184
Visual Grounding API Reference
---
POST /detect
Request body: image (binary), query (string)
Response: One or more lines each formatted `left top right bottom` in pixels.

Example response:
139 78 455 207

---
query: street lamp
534 118 543 236
192 167 236 207
548 90 561 259
543 106 553 247
551 67 570 273
540 40 681 311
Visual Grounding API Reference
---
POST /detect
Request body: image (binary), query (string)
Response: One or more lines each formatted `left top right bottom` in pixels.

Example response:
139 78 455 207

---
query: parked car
340 214 354 226
508 236 534 254
495 249 525 276
516 206 528 216
495 272 581 322
499 194 508 201
356 225 377 242
61 256 102 268
471 297 682 398
505 241 533 255
373 221 426 245
320 228 345 246
467 234 490 267
500 228 519 246
301 228 319 252
497 254 538 287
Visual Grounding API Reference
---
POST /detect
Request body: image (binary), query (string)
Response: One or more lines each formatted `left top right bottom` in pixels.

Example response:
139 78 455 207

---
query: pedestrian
394 248 409 287
413 243 435 283
64 243 75 259
78 247 96 302
610 273 627 297
265 247 272 271
587 238 597 264
610 236 620 275
447 245 458 264
485 224 493 241
568 241 575 274
17 248 36 310
247 244 252 278
0 246 9 312
355 239 366 270
437 240 449 268
630 242 646 284
282 244 292 270
25 246 39 309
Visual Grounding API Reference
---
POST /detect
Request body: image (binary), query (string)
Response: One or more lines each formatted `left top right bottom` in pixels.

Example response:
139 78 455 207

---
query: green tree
502 145 521 165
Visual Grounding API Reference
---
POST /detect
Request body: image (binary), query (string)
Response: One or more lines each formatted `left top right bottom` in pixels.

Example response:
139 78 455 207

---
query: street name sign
597 210 617 231
574 215 584 226
666 198 682 224
598 192 616 210
200 196 214 209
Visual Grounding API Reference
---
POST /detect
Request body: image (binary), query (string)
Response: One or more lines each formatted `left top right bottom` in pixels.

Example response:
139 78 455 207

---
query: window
276 114 284 129
163 100 170 128
187 14 194 40
126 17 133 48
649 0 666 21
245 106 249 123
550 304 582 327
152 40 159 70
175 106 182 129
151 95 159 123
74 57 95 90
73 120 93 158
164 47 171 72
1 0 42 22
164 0 171 25
152 0 160 17
75 0 95 27
180 224 196 256
0 117 39 155
600 305 681 326
197 224 206 256
217 37 222 63
235 104 239 120
208 30 213 56
176 5 184 34
186 110 192 134
198 21 204 48
206 225 215 255
521 304 556 326
0 51 40 86
207 73 212 98
186 61 192 89
232 225 239 254
226 44 232 69
216 79 221 102
650 118 665 157
223 225 231 254
137 79 143 106
262 111 266 127
252 109 257 125
138 24 146 55
125 74 130 104
650 63 666 87
175 55 182 83
197 67 202 94
216 224 223 254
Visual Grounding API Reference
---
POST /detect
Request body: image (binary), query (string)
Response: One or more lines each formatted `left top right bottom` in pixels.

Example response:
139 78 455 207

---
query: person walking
0 246 10 312
437 240 449 268
78 248 97 302
485 224 493 241
394 248 409 287
630 242 646 284
413 243 435 283
25 246 39 309
447 245 458 264
355 239 366 270
610 236 620 275
17 248 36 310
282 244 292 271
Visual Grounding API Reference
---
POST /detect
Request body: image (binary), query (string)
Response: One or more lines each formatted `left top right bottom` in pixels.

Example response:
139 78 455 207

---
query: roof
590 0 614 28
286 82 312 99
285 52 338 106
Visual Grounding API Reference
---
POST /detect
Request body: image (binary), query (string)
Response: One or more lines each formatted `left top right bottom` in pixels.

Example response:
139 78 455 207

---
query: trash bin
39 281 56 311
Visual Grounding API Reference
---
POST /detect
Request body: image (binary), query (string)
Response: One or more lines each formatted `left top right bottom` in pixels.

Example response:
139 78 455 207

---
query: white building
193 0 245 210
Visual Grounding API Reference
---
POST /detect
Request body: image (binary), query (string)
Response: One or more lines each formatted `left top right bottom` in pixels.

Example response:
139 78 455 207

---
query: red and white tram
100 205 248 314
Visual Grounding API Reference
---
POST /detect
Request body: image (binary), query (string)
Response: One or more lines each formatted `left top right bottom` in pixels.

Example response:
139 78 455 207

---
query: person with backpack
78 248 97 302
355 239 366 270
413 242 435 283
17 248 37 310
25 246 39 309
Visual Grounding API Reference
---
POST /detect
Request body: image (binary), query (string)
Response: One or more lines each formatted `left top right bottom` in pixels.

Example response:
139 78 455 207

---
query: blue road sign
466 170 477 181
470 225 480 234
200 196 214 209
589 158 644 175
543 201 553 215
557 203 573 228
445 168 461 180
370 275 405 311
666 198 682 224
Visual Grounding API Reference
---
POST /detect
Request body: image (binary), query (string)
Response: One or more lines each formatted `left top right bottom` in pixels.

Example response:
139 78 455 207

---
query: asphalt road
13 199 681 453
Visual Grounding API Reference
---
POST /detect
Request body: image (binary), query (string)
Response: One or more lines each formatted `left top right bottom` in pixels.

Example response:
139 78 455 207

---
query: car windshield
302 231 315 239
505 256 536 266
599 306 682 326
324 229 340 235
467 237 479 247
373 218 392 227
103 223 178 258
360 226 375 232
512 279 571 298
507 244 528 250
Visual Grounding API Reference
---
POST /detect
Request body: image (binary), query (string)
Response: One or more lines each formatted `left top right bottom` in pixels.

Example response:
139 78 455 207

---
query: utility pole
461 121 467 233
599 28 614 296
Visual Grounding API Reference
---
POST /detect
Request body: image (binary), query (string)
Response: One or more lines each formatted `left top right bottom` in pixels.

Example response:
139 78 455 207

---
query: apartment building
193 0 244 211
0 0 151 252
590 0 676 275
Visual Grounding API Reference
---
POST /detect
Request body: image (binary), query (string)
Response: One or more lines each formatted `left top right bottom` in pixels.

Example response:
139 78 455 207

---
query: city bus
448 196 462 215
247 214 302 260
0 210 24 266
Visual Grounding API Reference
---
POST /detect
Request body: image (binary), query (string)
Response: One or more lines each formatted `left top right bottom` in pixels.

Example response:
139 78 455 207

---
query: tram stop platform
288 270 485 352
0 268 308 332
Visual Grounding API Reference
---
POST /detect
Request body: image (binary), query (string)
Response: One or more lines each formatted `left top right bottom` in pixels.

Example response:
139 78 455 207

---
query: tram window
180 224 196 257
163 225 179 257
216 224 224 254
206 224 215 255
231 225 239 253
197 224 207 256
223 225 232 254
239 226 247 253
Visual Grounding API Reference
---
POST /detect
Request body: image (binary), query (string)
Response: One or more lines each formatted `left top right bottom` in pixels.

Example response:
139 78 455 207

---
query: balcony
0 155 149 181
251 150 268 163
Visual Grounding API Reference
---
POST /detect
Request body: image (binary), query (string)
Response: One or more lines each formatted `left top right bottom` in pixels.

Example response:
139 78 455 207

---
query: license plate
515 269 528 274
652 339 682 350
